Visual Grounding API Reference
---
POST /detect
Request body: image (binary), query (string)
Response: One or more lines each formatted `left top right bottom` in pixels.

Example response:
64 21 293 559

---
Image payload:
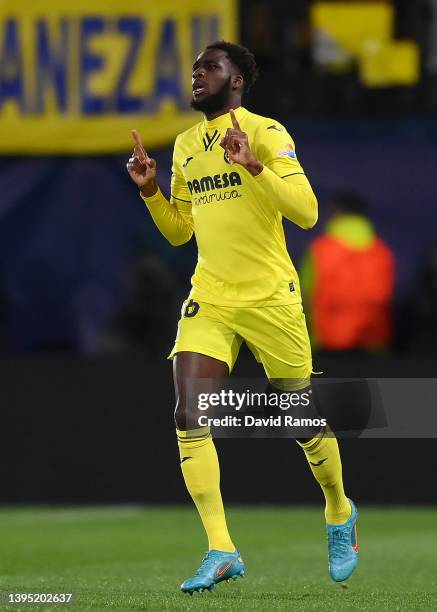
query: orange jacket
305 216 395 349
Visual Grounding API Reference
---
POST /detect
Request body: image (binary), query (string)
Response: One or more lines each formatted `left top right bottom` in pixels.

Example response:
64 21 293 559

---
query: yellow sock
297 432 351 524
177 428 235 552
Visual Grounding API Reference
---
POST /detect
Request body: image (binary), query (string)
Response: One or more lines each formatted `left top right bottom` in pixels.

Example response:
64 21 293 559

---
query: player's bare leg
174 352 245 594
174 351 229 429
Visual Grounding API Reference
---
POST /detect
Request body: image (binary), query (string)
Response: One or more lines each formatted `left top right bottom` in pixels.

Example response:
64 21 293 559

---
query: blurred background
1 0 436 505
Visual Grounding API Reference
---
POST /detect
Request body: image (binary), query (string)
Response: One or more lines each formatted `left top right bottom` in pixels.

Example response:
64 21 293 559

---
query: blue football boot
181 549 245 594
327 499 359 582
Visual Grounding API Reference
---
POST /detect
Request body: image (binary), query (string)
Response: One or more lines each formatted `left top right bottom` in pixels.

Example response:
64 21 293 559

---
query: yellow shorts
168 299 313 389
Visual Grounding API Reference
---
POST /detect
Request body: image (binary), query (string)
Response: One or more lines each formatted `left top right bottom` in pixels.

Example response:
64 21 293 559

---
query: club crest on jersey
278 143 296 159
223 149 233 165
203 130 221 151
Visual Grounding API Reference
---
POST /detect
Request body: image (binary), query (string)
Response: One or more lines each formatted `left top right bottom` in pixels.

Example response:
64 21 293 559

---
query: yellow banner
311 2 419 87
0 0 237 154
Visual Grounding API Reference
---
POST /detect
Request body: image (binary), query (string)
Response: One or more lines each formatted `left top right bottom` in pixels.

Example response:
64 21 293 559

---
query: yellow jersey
143 106 317 307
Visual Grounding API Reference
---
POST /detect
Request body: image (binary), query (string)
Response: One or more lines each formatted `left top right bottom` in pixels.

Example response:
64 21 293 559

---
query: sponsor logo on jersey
278 143 296 159
267 124 284 132
187 172 242 194
192 190 242 205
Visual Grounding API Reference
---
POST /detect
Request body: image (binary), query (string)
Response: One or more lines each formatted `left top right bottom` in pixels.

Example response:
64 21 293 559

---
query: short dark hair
331 192 368 215
205 40 259 93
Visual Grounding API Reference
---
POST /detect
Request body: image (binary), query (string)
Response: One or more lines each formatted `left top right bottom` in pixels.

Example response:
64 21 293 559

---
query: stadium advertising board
0 0 236 153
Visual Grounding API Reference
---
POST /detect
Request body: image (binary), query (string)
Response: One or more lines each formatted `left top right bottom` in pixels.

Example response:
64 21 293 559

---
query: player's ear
232 74 243 91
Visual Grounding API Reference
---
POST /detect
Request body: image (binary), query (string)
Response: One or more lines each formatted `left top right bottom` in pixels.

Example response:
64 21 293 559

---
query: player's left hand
220 109 263 175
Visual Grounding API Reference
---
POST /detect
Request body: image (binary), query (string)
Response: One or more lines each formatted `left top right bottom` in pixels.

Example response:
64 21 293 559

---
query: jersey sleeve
170 150 192 204
251 119 318 229
170 136 194 233
140 136 193 247
253 120 306 179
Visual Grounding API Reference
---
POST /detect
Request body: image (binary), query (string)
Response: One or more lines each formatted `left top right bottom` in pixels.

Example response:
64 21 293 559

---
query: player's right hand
126 130 157 191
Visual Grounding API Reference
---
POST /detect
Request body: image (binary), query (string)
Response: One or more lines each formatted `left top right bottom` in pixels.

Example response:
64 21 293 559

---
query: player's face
191 49 239 113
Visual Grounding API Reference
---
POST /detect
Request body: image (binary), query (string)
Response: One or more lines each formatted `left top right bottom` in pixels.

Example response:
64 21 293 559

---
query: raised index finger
230 109 241 131
132 129 144 147
131 129 148 161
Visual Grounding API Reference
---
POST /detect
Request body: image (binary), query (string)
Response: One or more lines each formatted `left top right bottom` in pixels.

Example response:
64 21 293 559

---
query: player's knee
174 399 202 431
174 400 188 430
266 381 323 441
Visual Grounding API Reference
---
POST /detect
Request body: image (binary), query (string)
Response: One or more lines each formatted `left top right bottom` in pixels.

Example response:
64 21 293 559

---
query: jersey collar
203 106 248 129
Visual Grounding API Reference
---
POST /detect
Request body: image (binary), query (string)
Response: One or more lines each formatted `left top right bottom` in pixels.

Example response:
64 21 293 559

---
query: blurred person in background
300 192 395 352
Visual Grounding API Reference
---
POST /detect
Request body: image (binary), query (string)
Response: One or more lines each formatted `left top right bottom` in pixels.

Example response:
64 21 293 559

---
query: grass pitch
0 506 436 611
